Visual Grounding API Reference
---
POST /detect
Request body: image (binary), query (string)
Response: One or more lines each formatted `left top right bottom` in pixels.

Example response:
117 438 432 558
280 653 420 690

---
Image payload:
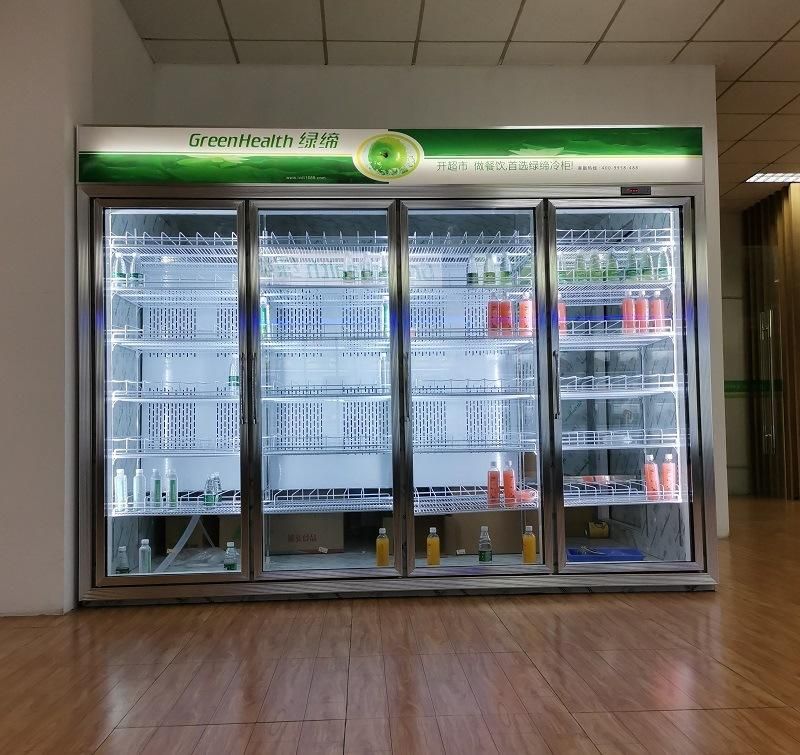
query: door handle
250 351 259 425
552 349 561 420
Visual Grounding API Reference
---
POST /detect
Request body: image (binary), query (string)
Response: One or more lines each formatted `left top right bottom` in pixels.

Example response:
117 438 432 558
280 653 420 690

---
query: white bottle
166 469 178 506
132 468 146 507
114 468 128 506
115 545 130 574
112 253 127 286
224 542 238 571
150 469 162 506
138 539 152 574
128 252 144 287
228 356 240 392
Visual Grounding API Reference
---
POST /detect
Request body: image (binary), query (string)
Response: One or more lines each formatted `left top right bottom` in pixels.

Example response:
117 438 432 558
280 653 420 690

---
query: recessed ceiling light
746 173 800 183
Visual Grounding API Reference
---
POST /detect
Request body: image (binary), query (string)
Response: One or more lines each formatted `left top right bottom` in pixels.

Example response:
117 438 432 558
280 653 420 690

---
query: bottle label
479 549 493 563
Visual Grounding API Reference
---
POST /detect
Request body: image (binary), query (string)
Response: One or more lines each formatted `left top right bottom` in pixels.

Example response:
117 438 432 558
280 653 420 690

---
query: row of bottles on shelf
486 295 534 336
466 247 531 286
115 540 238 574
558 248 672 284
113 468 227 507
375 524 537 566
111 253 144 287
487 461 535 506
573 454 677 498
556 291 670 333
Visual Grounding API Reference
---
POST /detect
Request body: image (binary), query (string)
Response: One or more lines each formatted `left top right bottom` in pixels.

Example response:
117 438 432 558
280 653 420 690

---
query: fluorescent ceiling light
747 173 800 183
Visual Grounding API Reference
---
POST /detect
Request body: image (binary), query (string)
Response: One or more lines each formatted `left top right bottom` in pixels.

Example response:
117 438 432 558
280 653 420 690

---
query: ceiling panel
696 0 800 41
222 0 322 40
719 140 799 163
716 82 800 114
327 42 414 65
718 162 770 182
144 40 235 63
746 114 800 139
421 0 520 41
718 140 734 154
514 0 619 42
779 95 800 113
742 42 800 81
675 41 771 79
122 0 227 39
589 42 683 65
716 81 734 96
236 41 324 64
503 42 594 65
416 42 504 65
325 0 421 41
716 113 770 141
606 0 718 42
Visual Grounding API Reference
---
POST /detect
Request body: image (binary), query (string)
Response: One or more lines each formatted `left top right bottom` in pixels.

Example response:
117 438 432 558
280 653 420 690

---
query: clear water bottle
499 248 513 285
128 252 144 287
138 539 152 574
466 253 480 286
657 248 671 280
112 253 127 286
213 473 222 502
589 251 605 282
574 252 589 282
115 545 130 574
224 542 238 571
150 469 162 507
204 475 216 506
166 469 178 506
640 247 656 281
361 254 374 281
483 253 498 285
606 254 622 282
228 356 239 393
478 525 492 563
625 249 639 281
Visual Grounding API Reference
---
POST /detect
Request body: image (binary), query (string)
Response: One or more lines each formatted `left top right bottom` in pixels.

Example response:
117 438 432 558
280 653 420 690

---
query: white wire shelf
556 228 676 250
559 280 673 305
414 485 539 514
109 380 238 403
109 328 237 351
108 285 237 306
108 232 238 266
261 434 539 455
559 319 674 350
110 438 240 459
560 374 679 399
562 429 684 450
108 494 241 518
563 479 685 507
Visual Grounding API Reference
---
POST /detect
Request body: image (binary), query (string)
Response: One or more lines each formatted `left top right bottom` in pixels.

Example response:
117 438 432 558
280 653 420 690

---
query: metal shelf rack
559 280 672 305
107 232 238 266
563 479 684 507
559 373 678 399
262 434 539 455
562 429 684 450
110 380 238 403
110 437 240 459
108 493 241 518
559 319 674 350
109 328 237 352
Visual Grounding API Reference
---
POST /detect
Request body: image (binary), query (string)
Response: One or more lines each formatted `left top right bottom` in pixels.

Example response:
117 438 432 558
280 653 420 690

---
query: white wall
150 63 729 539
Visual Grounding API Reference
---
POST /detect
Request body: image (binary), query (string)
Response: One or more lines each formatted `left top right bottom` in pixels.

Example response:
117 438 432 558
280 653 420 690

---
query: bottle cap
227 541 234 548
135 468 144 475
490 461 498 469
506 460 513 468
378 528 387 535
646 454 654 461
525 525 533 532
665 453 673 461
119 545 126 552
429 527 437 534
480 525 489 533
116 469 124 475
141 539 149 545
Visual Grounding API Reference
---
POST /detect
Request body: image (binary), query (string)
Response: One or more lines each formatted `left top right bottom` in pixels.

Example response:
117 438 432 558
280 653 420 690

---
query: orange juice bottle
661 453 676 496
558 297 567 333
622 290 636 334
426 527 440 566
644 454 660 500
522 525 537 564
635 293 649 333
487 462 501 506
503 461 516 505
499 298 514 335
650 291 667 332
376 527 390 566
487 300 501 336
518 293 534 335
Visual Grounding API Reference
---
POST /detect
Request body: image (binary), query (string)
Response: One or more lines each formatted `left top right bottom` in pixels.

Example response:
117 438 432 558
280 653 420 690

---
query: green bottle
625 250 639 281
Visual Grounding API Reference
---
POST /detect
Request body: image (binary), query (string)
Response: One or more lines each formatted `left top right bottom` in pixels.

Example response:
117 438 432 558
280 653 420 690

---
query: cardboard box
267 513 344 555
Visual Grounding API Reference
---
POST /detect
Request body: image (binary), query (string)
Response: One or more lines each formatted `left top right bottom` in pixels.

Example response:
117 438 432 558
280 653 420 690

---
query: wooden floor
4 497 800 754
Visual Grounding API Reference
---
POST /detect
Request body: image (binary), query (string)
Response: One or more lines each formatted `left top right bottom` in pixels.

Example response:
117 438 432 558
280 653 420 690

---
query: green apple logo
355 132 422 180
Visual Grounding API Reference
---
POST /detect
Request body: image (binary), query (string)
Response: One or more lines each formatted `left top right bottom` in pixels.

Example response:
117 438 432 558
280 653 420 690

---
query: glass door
550 200 699 570
402 203 548 574
255 203 400 576
100 203 248 582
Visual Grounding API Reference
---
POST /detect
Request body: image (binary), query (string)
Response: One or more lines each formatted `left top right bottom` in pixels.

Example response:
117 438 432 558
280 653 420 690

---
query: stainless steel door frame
547 196 710 575
399 199 554 577
90 198 251 587
250 199 403 581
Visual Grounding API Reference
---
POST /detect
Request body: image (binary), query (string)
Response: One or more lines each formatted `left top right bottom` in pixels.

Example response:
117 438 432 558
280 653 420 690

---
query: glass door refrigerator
549 200 704 572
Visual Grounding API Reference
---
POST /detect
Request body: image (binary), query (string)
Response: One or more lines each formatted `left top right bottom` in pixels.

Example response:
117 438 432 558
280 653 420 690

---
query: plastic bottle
487 462 501 506
624 250 639 281
518 293 534 336
342 250 356 281
224 542 238 570
606 254 622 282
112 253 127 286
522 525 537 564
574 251 589 282
115 545 130 574
114 468 128 506
483 253 497 285
487 300 501 336
426 527 441 566
622 291 636 334
503 461 517 504
644 454 660 500
132 468 146 508
166 469 178 506
498 298 514 334
640 248 656 281
138 539 152 574
466 254 480 286
558 297 567 334
260 295 270 339
478 526 493 563
376 528 390 567
150 469 162 506
635 293 649 333
589 251 605 282
128 252 144 288
650 291 667 332
204 475 216 506
381 300 390 337
657 249 671 281
661 453 677 496
228 356 240 392
499 248 513 285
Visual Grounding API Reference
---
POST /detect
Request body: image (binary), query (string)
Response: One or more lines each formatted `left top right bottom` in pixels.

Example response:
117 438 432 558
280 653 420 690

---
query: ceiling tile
416 42 504 65
718 140 734 154
718 162 769 182
606 0 718 42
589 42 683 65
766 153 800 167
721 182 782 209
325 0 420 41
327 41 414 65
514 0 619 41
716 82 800 114
143 40 235 63
746 114 800 140
716 81 734 97
785 23 800 40
122 0 227 39
742 42 800 81
779 95 800 113
675 41 771 79
222 0 322 40
716 113 769 141
421 0 520 41
719 141 798 163
697 0 800 41
236 41 324 64
504 42 594 65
